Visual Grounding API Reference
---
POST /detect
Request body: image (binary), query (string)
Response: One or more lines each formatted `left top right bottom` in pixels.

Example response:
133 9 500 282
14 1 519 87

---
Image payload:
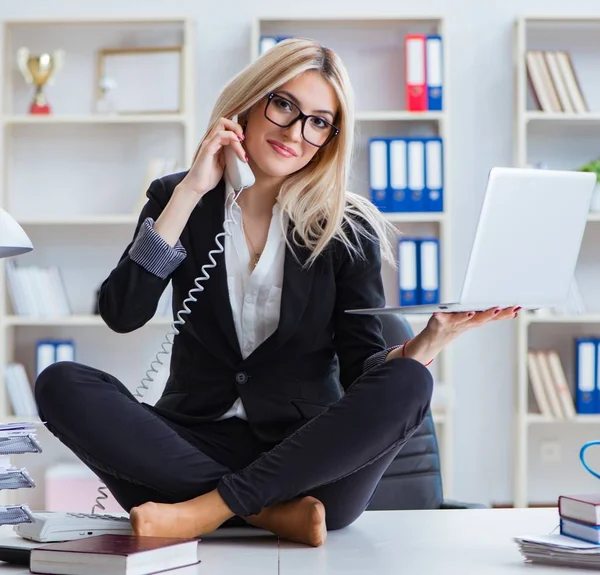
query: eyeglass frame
263 92 340 148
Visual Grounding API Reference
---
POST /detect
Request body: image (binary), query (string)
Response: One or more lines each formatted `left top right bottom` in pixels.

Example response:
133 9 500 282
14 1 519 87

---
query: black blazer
98 171 387 444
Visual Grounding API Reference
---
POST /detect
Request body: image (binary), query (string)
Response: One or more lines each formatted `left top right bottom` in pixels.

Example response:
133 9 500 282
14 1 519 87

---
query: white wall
1 0 600 508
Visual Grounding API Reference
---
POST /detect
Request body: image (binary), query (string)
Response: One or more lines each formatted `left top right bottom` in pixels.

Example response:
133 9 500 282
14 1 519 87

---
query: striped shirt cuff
362 344 404 374
129 217 187 279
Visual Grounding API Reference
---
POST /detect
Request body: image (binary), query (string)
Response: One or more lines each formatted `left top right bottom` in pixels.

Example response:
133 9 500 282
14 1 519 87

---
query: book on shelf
5 260 71 317
525 50 588 113
527 349 576 419
29 534 201 575
0 422 42 527
4 363 37 418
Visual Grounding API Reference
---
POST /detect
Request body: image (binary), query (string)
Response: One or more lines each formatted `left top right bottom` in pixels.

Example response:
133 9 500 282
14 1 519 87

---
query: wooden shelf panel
3 315 172 327
522 313 600 325
384 212 446 223
355 110 445 122
16 215 139 226
1 114 188 125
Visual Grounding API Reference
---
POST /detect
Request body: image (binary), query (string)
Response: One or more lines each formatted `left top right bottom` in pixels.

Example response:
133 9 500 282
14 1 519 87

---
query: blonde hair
195 37 397 268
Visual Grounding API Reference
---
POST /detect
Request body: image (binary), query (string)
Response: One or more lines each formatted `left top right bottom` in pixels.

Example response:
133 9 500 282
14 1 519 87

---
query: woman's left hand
426 305 520 340
386 305 521 366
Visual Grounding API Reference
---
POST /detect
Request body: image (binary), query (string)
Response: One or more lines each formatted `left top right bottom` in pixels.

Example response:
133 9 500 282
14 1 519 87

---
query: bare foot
130 489 234 538
245 496 327 547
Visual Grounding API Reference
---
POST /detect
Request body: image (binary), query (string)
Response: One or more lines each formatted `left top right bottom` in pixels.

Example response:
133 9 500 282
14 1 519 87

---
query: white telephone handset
224 115 255 191
14 114 257 544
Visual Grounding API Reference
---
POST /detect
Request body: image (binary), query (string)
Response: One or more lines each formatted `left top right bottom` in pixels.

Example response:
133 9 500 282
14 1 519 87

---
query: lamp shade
0 208 33 258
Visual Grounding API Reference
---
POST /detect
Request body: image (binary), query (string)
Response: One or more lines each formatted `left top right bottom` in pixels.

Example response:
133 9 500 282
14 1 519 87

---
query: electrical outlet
540 440 562 463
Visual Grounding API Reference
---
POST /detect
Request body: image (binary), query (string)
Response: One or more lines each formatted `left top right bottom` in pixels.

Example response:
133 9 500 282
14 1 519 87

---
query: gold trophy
17 47 65 114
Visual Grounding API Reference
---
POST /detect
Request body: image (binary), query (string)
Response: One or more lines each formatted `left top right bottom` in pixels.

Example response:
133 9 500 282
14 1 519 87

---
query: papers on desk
0 422 41 526
515 533 600 568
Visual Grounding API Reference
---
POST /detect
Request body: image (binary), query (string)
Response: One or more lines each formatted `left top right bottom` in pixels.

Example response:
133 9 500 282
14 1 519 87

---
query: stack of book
0 421 42 526
558 494 600 544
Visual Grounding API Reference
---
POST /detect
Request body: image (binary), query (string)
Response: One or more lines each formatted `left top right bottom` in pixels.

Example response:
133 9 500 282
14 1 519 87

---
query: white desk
0 508 565 574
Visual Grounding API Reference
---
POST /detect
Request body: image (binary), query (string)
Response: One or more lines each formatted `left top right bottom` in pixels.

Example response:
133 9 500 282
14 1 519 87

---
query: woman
34 38 518 548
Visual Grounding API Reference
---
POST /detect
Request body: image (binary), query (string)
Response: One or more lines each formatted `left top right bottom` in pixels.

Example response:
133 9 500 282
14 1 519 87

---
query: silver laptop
347 167 596 315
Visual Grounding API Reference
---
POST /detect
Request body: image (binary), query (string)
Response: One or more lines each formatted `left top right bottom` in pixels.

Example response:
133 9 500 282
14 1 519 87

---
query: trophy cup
16 47 65 114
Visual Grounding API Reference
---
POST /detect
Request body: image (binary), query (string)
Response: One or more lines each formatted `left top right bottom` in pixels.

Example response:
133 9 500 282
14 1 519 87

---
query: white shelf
524 111 600 123
513 16 600 509
3 315 173 327
16 215 140 226
527 413 600 425
523 313 600 325
3 16 191 25
255 15 443 23
384 212 446 223
0 18 196 506
355 111 444 122
1 114 188 125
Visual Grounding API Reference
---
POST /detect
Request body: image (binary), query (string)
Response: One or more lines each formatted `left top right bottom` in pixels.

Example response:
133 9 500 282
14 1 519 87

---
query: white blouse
216 185 287 420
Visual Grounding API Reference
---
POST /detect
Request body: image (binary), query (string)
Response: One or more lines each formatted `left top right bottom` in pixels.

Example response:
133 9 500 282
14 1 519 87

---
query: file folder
426 35 443 110
369 139 389 211
575 338 597 414
424 138 444 212
418 238 440 304
407 140 425 211
405 34 427 111
36 339 75 377
398 239 418 305
389 139 408 211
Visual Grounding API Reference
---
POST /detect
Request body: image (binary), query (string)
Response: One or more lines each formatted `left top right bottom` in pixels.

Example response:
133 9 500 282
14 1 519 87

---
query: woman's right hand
176 117 248 199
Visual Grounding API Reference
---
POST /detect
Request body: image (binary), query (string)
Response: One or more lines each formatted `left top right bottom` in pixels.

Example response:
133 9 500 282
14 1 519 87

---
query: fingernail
514 306 522 312
238 135 243 141
513 312 518 318
494 308 501 315
245 154 249 162
467 312 475 318
240 134 245 141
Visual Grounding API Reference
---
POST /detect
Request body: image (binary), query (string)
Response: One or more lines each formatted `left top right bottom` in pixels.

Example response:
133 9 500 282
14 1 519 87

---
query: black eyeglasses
264 92 340 148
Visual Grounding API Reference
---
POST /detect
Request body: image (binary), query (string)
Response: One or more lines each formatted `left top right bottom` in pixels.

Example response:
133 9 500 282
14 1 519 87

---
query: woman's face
242 70 339 180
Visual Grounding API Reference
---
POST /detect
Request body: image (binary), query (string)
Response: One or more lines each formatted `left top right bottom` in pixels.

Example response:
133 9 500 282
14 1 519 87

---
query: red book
30 534 200 575
405 34 427 111
559 494 600 525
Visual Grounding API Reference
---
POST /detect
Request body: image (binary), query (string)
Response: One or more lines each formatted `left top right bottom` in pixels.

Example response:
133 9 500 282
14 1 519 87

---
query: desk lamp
0 208 33 257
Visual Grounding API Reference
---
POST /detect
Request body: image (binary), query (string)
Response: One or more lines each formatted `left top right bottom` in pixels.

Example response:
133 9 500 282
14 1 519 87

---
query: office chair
366 313 486 511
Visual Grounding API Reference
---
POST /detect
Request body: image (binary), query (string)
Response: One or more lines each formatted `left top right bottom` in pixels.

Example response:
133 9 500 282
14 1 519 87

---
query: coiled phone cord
91 186 246 515
580 440 600 480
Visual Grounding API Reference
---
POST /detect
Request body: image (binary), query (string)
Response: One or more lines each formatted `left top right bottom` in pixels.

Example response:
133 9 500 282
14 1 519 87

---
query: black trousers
34 357 432 531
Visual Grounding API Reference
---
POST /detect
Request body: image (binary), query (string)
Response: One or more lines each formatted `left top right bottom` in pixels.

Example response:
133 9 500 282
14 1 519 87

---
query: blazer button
235 371 248 384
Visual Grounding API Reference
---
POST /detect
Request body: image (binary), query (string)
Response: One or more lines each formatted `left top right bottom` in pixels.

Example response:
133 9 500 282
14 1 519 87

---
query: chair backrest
366 313 444 510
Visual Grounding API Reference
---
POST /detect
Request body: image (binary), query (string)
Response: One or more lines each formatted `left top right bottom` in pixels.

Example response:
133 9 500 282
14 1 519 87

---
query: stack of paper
515 533 600 568
0 421 42 525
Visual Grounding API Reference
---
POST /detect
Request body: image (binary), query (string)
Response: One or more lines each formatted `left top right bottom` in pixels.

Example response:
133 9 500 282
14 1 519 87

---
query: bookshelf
513 16 600 508
250 16 454 495
0 16 196 509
